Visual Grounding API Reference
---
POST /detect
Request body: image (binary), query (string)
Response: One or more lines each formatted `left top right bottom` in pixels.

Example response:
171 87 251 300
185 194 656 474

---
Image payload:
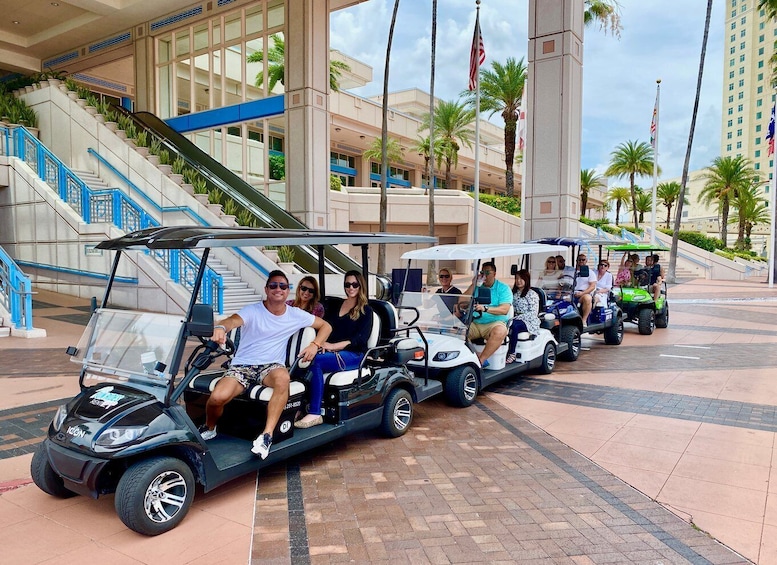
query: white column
285 0 331 229
523 0 584 240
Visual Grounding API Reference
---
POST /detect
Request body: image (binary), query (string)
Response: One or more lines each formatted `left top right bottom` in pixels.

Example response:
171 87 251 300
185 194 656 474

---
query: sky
330 0 725 183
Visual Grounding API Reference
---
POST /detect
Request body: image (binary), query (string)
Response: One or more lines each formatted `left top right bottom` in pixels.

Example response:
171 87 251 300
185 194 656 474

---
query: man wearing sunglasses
201 270 332 458
458 262 512 368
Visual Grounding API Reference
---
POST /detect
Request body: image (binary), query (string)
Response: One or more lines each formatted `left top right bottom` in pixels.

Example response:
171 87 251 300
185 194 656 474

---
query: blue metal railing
1 125 225 312
0 246 33 331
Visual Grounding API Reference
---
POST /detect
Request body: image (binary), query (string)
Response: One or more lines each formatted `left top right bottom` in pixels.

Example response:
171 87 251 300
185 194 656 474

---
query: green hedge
579 216 621 236
715 249 767 262
658 228 724 252
468 193 520 216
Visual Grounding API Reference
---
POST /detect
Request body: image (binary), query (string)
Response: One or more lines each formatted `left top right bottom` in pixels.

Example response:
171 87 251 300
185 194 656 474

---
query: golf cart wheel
115 456 195 536
558 325 581 362
637 308 655 335
444 366 479 407
539 342 556 374
655 305 669 328
603 317 624 345
380 388 413 438
31 442 76 499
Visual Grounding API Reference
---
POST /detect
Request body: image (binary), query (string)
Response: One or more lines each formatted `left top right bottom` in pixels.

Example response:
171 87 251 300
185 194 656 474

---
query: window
755 149 761 157
730 46 737 54
760 33 765 41
740 66 746 74
758 72 764 81
757 99 763 107
727 132 733 139
732 9 737 17
728 119 733 127
739 79 745 87
758 86 764 93
759 47 765 55
741 16 746 24
731 22 736 30
729 83 735 90
741 42 746 49
759 60 764 68
737 141 742 149
757 111 763 119
729 95 735 103
741 29 746 38
330 151 355 168
755 163 761 170
269 135 284 152
740 54 746 62
730 34 736 42
738 92 744 99
738 104 744 111
727 143 732 151
738 116 743 124
756 137 761 144
730 71 735 78
756 124 761 132
737 129 742 136
730 58 736 66
728 107 734 115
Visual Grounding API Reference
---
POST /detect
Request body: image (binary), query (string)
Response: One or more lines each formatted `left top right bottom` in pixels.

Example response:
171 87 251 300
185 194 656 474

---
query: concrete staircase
70 169 262 314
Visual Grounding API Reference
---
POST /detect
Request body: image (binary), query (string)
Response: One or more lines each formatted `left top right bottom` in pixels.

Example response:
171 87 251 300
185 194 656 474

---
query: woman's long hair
291 275 320 312
344 270 369 321
512 269 532 297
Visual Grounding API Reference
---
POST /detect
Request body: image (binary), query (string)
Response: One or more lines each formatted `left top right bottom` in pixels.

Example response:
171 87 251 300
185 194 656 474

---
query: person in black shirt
295 270 373 428
435 268 461 313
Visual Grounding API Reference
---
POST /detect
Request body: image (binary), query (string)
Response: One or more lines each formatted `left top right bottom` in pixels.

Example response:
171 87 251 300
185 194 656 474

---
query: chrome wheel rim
463 371 478 401
144 470 188 524
393 396 412 431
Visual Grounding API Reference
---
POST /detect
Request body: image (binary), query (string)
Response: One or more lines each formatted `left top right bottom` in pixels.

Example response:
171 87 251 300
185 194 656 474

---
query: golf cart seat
533 287 557 330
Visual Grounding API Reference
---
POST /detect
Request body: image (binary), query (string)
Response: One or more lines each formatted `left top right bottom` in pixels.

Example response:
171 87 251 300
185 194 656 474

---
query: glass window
728 108 734 115
730 71 735 78
738 104 744 111
738 116 743 124
740 54 746 62
158 36 172 64
246 5 264 35
741 16 746 24
736 141 742 149
727 119 733 127
758 73 764 81
729 83 735 90
741 42 746 49
738 92 744 99
727 143 732 151
760 47 765 55
727 132 733 139
194 23 209 52
756 124 761 132
730 47 736 54
758 86 764 93
245 37 264 98
755 149 761 157
729 95 734 103
225 12 242 43
268 1 284 28
737 129 742 136
176 32 190 58
759 60 764 68
757 111 763 119
757 99 763 106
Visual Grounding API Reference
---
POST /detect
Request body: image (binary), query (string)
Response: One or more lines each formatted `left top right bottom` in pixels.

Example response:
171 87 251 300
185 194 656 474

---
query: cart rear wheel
539 342 556 374
115 456 195 536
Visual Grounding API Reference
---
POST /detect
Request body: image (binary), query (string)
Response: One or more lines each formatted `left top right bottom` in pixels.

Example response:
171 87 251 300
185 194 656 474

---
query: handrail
2 125 225 312
0 245 34 330
88 148 269 280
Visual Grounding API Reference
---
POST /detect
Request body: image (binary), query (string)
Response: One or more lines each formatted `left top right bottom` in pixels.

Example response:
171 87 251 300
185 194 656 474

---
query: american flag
468 12 485 91
767 104 775 157
650 94 658 149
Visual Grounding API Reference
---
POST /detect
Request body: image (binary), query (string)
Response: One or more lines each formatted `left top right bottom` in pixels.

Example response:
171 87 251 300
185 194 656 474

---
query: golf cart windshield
71 309 185 387
397 292 471 337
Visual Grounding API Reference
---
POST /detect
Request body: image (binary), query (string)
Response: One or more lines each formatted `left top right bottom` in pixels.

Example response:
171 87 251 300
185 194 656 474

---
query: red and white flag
650 92 658 149
468 12 486 91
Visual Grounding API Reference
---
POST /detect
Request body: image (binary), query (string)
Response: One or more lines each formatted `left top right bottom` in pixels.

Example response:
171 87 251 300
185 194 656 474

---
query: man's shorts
468 320 507 341
223 363 285 389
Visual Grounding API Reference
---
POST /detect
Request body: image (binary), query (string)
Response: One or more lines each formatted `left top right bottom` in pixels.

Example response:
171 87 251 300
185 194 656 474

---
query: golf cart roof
606 242 670 252
527 237 627 248
400 242 568 261
97 226 437 250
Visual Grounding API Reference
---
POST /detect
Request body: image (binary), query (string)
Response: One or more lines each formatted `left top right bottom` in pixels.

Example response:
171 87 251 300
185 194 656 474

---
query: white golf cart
395 243 568 407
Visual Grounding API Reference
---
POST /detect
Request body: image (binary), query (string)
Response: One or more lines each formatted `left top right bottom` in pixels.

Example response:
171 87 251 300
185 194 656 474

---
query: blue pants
507 320 529 354
307 350 362 414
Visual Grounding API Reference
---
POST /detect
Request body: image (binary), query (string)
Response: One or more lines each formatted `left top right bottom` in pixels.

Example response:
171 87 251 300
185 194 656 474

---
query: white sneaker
251 433 273 459
198 425 217 440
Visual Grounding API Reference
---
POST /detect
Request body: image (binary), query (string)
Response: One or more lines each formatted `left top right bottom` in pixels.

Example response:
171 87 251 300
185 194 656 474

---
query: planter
146 155 160 166
169 173 184 185
206 203 223 215
220 214 236 227
58 85 69 93
277 262 295 274
158 164 173 175
85 106 98 115
194 194 210 206
25 86 34 93
38 80 49 89
262 249 279 263
115 129 127 140
95 114 105 123
181 183 195 195
48 79 62 87
67 92 78 101
104 121 118 132
26 127 39 139
76 99 87 108
135 146 150 157
124 138 137 149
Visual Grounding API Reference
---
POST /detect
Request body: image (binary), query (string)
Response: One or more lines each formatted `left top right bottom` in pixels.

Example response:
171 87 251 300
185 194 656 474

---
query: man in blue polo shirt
459 261 513 367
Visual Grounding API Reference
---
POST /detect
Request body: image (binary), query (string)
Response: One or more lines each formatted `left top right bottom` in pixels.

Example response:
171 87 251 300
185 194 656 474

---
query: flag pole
769 98 777 288
473 0 482 244
650 79 661 245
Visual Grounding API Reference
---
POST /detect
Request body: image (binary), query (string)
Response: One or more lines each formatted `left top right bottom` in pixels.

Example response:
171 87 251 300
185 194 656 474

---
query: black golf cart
528 237 625 361
30 226 439 536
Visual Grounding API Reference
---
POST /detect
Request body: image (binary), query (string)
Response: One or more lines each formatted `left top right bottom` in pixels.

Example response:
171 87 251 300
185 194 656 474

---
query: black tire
379 388 413 438
558 325 581 361
115 456 195 536
539 342 556 374
31 442 77 499
638 308 655 335
655 304 669 328
444 365 479 407
603 317 624 345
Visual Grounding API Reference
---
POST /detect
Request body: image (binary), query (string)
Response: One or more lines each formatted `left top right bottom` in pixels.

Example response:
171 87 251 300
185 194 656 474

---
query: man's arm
211 313 243 345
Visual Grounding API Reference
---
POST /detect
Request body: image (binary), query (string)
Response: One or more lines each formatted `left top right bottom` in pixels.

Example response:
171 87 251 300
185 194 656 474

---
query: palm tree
462 57 526 197
656 181 688 229
669 0 712 283
247 33 351 92
606 186 630 226
580 168 606 218
758 0 777 19
696 155 757 247
420 100 474 189
634 189 652 225
730 180 767 250
604 140 656 228
376 0 402 274
412 136 444 189
363 136 405 187
584 0 622 36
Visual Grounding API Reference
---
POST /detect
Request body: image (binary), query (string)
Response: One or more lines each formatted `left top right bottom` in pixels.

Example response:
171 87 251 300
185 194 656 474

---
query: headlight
52 405 67 431
433 351 460 362
95 426 148 447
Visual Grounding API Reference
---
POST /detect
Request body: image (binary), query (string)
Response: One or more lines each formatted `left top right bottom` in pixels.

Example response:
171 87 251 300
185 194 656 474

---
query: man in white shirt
573 254 597 327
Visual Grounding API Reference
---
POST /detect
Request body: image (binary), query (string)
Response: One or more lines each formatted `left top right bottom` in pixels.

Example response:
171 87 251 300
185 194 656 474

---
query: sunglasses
439 274 451 279
546 261 556 265
577 258 587 262
267 282 290 290
479 270 493 275
343 282 361 289
299 285 315 293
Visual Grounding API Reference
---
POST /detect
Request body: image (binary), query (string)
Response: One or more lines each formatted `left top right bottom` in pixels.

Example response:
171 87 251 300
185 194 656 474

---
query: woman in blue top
295 270 374 428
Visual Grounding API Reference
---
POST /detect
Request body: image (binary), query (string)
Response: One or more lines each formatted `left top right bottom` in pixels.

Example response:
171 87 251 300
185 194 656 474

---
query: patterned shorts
223 363 285 389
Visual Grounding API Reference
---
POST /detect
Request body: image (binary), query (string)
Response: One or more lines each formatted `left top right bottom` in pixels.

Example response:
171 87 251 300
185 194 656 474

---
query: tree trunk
720 200 729 247
377 0 402 275
503 116 517 197
665 204 672 229
615 202 621 226
581 192 588 218
669 0 712 283
629 172 639 227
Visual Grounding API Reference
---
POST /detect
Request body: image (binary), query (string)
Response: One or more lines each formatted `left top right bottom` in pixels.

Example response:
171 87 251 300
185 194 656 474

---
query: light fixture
335 127 341 132
12 20 19 24
359 135 365 139
51 2 60 5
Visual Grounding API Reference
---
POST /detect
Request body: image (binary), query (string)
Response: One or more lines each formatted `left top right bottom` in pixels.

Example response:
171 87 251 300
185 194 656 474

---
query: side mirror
578 266 590 277
475 286 492 305
187 304 214 337
510 264 518 276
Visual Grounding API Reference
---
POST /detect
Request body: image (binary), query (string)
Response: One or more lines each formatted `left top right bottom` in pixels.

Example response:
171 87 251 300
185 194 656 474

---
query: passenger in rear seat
286 275 324 317
296 270 374 429
201 270 332 458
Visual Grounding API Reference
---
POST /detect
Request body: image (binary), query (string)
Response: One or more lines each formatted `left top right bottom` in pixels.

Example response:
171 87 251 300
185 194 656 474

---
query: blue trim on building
89 32 131 53
165 96 285 133
369 173 411 188
43 51 79 68
330 164 357 176
150 6 203 31
72 73 128 93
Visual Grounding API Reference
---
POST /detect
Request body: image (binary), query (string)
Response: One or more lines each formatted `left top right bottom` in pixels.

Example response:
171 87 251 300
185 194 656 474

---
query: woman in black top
295 270 374 428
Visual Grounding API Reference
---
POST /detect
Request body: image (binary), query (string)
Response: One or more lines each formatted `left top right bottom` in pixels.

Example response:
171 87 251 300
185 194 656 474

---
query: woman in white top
594 259 613 308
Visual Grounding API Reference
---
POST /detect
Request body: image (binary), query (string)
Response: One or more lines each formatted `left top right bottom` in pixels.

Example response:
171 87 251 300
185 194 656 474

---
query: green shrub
192 178 208 194
158 149 172 166
222 199 239 216
269 154 285 180
237 209 258 227
469 193 520 216
135 130 149 148
658 228 724 252
172 156 187 175
278 245 295 263
330 174 342 191
182 168 198 184
209 188 224 206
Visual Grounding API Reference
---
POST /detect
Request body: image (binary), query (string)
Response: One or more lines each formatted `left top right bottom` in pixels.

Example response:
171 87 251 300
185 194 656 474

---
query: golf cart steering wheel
198 334 236 356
